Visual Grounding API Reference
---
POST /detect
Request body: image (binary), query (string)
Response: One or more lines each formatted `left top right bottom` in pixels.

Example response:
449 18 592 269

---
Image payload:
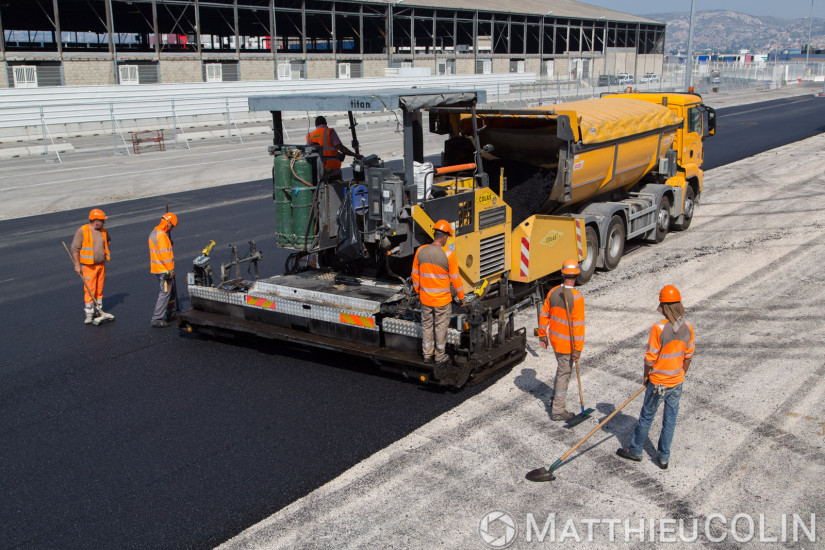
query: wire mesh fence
0 61 820 164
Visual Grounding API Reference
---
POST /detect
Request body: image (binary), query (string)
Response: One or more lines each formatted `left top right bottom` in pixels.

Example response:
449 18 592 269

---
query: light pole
684 0 696 90
806 0 814 67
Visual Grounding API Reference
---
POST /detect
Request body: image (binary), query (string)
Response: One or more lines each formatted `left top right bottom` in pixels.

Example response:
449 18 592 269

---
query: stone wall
63 59 115 86
307 58 337 79
525 58 542 76
492 58 510 75
159 59 203 83
240 59 275 81
363 57 388 78
455 58 475 76
0 60 7 87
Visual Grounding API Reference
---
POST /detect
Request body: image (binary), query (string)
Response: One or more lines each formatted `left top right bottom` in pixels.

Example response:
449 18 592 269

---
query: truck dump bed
468 97 684 218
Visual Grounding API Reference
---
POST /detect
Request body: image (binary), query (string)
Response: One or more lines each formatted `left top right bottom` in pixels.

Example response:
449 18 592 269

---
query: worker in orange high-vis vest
148 212 178 328
617 285 694 470
71 208 114 324
306 116 363 180
538 258 585 421
411 219 465 375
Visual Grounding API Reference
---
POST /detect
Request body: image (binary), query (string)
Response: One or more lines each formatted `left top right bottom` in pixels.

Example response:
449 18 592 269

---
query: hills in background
645 10 825 54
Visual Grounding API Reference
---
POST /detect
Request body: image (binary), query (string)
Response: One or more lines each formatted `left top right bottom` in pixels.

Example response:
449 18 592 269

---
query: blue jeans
628 383 683 463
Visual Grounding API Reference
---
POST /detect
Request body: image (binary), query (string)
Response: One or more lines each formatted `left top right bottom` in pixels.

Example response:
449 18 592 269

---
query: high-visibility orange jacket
148 225 174 273
646 318 694 387
306 126 341 171
78 224 110 265
411 243 465 307
538 285 584 354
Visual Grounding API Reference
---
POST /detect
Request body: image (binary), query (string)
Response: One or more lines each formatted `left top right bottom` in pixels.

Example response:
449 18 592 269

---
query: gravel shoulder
219 95 825 549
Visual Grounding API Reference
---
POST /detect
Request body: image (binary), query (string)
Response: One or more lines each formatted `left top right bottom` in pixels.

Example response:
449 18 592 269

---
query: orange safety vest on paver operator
411 244 465 308
148 225 174 273
538 285 585 354
645 318 695 387
306 126 341 171
79 224 110 265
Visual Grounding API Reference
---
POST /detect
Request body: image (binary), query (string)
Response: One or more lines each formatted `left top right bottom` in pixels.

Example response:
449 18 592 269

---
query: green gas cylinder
291 185 316 248
273 154 295 247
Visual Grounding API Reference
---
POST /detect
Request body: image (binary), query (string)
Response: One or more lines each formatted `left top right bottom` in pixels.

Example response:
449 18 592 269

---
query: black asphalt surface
2 94 823 549
703 94 825 169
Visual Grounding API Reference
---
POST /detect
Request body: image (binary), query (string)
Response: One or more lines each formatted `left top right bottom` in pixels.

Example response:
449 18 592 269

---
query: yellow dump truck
455 91 716 282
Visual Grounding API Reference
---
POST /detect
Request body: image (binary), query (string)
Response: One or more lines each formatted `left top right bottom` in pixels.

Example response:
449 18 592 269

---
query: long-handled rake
527 384 647 482
561 288 594 428
62 241 112 326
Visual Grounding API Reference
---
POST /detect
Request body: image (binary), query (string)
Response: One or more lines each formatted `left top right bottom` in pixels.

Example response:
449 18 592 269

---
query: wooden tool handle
558 385 647 463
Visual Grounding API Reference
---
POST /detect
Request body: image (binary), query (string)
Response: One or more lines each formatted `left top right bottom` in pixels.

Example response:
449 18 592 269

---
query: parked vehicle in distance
598 74 619 86
640 73 659 83
708 69 722 84
618 73 634 85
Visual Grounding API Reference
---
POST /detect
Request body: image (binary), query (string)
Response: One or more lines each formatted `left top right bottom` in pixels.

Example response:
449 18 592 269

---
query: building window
118 65 139 85
13 66 38 88
205 63 223 82
289 60 306 79
277 62 292 80
437 59 456 75
337 60 362 79
510 59 526 73
475 59 492 75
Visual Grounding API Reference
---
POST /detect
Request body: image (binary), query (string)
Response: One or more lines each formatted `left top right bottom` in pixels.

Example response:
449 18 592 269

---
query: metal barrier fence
0 62 819 163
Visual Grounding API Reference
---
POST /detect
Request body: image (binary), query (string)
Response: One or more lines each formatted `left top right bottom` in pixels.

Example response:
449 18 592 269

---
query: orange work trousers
81 263 106 304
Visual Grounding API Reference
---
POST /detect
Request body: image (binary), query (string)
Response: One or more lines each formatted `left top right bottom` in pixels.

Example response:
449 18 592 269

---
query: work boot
551 411 575 422
151 320 170 328
85 312 95 324
657 456 669 470
616 447 642 462
434 358 450 380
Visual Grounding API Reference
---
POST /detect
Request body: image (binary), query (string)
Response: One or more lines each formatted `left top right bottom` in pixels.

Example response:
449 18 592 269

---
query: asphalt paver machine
178 90 583 388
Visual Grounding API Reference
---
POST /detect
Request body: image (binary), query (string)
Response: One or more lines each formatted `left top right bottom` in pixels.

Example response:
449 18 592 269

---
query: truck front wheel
673 186 695 231
577 226 598 284
603 215 625 271
653 195 671 243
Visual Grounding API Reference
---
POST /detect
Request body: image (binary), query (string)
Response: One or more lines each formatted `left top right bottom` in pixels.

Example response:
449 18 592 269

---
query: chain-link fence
1 62 820 163
488 61 824 108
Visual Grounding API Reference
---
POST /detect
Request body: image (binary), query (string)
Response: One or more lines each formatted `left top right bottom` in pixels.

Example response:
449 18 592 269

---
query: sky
582 0 821 20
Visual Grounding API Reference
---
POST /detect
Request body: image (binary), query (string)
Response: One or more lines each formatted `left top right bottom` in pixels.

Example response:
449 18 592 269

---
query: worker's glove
539 337 548 350
161 271 171 281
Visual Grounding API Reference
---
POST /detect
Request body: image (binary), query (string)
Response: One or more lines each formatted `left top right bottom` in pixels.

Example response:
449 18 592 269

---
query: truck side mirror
556 115 576 142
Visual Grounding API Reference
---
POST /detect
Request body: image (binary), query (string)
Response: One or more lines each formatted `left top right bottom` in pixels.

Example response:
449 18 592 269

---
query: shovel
527 384 647 482
566 360 595 428
561 287 594 428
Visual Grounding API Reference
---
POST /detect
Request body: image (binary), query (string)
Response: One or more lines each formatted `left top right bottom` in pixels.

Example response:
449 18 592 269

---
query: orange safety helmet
433 219 453 236
162 212 178 228
560 258 581 277
89 208 107 221
659 284 681 303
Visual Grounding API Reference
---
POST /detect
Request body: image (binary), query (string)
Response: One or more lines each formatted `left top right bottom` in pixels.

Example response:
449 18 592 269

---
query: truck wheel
673 186 695 231
653 196 671 243
603 215 625 271
577 226 598 284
